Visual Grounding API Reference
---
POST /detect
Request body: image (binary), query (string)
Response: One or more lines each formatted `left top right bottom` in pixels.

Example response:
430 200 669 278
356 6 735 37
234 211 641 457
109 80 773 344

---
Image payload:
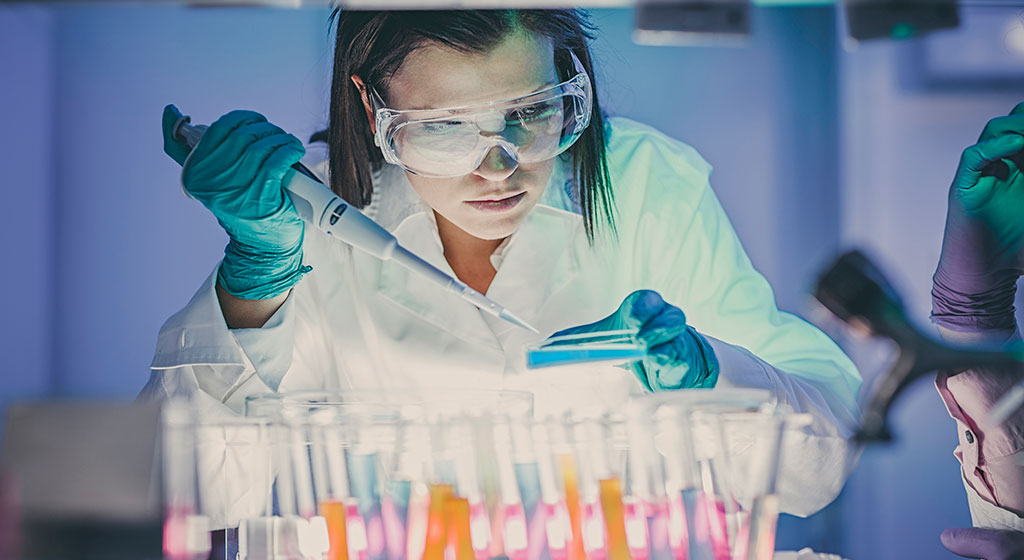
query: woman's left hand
552 290 719 391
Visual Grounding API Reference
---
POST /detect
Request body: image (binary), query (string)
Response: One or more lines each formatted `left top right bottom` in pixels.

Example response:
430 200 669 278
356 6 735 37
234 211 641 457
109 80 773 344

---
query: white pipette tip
500 309 540 334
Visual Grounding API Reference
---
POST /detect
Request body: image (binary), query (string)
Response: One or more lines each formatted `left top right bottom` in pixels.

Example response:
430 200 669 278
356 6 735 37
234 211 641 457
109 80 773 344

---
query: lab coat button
965 429 975 444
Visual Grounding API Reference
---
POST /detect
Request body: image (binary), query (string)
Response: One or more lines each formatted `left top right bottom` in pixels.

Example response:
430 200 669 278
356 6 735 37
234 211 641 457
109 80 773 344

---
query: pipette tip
500 309 540 334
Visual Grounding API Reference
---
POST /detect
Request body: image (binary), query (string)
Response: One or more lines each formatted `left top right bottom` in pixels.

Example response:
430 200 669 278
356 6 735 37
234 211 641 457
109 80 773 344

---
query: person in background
932 102 1024 559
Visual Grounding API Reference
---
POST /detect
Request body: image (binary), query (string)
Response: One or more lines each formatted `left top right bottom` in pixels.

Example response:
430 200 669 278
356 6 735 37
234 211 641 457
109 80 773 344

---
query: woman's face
383 32 559 241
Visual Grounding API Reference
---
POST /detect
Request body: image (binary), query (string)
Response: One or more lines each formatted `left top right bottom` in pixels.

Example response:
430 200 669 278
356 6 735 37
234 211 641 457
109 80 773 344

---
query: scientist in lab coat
932 103 1024 558
142 9 861 517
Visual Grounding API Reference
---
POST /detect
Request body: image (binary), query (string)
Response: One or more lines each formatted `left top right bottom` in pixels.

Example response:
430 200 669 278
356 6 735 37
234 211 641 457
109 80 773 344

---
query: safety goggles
371 51 592 178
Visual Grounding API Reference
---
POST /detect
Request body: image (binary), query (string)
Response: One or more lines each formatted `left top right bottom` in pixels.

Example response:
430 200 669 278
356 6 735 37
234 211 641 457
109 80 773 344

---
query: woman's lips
464 191 527 213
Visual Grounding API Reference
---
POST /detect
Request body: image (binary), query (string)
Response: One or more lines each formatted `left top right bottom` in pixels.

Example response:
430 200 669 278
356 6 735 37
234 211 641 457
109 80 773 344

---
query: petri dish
525 329 647 369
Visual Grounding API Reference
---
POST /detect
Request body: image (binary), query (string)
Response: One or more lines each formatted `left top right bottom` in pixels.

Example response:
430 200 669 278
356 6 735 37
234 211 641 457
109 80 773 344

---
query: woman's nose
473 143 519 181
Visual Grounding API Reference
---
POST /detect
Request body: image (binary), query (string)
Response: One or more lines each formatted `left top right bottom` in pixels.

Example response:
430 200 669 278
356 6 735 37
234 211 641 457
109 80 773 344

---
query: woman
143 9 860 516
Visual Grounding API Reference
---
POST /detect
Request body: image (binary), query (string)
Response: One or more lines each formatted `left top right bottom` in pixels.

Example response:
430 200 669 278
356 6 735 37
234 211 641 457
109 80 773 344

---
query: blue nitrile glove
552 290 720 391
933 102 1024 332
161 105 310 300
941 527 1024 560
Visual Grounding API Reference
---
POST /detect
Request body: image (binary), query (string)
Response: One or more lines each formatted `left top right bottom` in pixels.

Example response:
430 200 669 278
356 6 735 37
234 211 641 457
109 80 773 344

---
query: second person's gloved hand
941 527 1024 560
161 105 309 300
552 290 719 391
933 102 1024 332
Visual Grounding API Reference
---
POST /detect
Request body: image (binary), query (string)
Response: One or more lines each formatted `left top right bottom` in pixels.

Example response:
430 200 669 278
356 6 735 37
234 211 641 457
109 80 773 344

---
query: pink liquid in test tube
700 493 730 560
643 501 674 560
503 503 529 560
623 499 649 560
668 494 687 559
543 501 571 560
469 500 491 560
581 501 607 560
163 505 209 560
347 502 370 560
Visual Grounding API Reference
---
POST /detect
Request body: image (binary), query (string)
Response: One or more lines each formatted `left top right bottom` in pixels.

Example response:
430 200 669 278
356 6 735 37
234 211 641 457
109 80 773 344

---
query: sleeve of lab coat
141 266 296 413
142 225 350 411
933 328 1024 528
611 122 863 516
660 184 861 516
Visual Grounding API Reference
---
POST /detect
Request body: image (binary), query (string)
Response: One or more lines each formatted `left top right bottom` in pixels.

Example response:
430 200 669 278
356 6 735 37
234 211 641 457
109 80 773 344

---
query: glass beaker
642 389 799 560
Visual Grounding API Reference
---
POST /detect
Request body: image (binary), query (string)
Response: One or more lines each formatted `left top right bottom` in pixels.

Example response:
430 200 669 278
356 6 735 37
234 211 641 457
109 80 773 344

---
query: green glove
161 105 310 300
552 290 720 391
933 102 1024 332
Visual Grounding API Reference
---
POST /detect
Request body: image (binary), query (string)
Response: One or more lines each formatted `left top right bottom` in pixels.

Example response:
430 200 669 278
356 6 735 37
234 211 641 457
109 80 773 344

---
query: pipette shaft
171 113 537 334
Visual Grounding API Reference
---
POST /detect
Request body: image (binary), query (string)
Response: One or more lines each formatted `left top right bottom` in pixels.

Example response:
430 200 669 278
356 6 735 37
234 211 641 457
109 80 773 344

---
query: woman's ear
350 75 376 134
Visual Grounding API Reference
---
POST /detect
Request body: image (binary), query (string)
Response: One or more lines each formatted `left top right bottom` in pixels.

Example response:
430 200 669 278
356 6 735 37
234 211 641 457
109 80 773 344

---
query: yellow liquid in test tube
598 478 631 560
445 496 476 560
320 500 350 560
423 484 453 560
558 453 587 560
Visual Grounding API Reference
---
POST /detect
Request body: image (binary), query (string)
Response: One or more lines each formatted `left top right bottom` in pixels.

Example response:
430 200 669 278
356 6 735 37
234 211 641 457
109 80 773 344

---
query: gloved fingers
242 132 306 181
623 289 669 324
201 121 291 170
1012 101 1024 116
190 110 269 164
637 303 689 349
978 112 1024 143
941 527 1024 560
161 104 192 166
955 134 1024 190
644 338 694 390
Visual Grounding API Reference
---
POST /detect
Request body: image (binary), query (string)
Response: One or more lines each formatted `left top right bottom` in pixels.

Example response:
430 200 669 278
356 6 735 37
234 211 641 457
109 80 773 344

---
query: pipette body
171 115 537 334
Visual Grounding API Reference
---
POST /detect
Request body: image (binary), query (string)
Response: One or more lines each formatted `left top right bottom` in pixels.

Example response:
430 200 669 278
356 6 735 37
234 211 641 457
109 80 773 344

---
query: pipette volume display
169 109 538 334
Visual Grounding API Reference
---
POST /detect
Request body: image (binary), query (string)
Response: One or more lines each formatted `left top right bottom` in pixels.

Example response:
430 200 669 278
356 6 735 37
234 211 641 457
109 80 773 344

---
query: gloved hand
933 102 1024 332
161 105 310 300
552 290 719 391
941 527 1024 560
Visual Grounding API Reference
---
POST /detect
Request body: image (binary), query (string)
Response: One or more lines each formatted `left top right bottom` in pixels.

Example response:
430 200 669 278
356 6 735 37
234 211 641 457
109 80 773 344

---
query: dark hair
317 9 616 241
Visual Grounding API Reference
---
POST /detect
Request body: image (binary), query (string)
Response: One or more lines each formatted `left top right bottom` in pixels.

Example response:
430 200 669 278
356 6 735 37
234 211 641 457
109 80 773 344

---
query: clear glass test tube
525 329 647 369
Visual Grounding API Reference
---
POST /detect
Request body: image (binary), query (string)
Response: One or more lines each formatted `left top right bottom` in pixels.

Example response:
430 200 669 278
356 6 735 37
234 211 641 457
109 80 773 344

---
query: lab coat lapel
376 213 504 352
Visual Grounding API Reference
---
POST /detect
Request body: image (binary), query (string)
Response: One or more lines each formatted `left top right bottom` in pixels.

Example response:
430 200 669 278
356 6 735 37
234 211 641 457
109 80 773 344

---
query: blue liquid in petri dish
526 345 647 369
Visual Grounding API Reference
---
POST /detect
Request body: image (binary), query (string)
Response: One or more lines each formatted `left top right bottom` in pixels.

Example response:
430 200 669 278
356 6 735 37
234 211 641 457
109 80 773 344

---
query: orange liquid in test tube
559 453 587 560
598 478 631 560
320 500 350 560
423 484 453 560
445 496 476 560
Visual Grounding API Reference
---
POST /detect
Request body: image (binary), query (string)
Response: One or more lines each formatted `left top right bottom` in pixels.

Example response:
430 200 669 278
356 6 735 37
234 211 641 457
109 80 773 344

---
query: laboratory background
1 1 1023 559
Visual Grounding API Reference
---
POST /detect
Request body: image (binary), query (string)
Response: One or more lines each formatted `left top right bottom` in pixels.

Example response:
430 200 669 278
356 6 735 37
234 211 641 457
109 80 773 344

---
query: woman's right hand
161 106 309 300
933 103 1024 332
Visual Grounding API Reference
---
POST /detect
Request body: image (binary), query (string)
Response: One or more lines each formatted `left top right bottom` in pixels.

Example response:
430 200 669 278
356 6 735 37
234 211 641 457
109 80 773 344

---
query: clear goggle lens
373 52 592 178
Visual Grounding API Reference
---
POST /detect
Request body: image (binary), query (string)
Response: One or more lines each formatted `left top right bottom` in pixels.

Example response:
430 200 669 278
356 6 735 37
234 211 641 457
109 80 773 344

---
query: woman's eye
422 120 465 134
510 104 556 123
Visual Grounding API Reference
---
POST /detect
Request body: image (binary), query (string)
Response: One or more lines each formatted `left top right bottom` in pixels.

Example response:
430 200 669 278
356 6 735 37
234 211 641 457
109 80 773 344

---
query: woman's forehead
386 31 557 111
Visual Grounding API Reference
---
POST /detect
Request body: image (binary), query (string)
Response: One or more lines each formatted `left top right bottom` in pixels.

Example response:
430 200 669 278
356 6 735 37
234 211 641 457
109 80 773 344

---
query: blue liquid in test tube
526 346 647 369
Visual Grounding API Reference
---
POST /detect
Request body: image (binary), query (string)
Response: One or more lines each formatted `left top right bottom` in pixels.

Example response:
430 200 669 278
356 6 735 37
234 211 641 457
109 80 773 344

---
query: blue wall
1 3 1021 559
0 7 55 406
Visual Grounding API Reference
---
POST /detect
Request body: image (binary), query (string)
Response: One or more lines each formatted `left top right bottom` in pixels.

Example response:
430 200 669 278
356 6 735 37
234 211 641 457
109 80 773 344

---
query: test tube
623 406 674 560
545 416 587 560
161 402 212 560
531 423 572 560
308 409 354 560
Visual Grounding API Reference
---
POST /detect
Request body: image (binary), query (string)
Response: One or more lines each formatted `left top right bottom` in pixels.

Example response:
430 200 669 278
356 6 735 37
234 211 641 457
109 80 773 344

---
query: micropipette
170 110 538 334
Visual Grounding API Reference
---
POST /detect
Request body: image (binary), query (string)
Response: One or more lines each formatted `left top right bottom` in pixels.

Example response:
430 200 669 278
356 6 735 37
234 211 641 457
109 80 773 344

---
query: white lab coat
142 117 862 518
